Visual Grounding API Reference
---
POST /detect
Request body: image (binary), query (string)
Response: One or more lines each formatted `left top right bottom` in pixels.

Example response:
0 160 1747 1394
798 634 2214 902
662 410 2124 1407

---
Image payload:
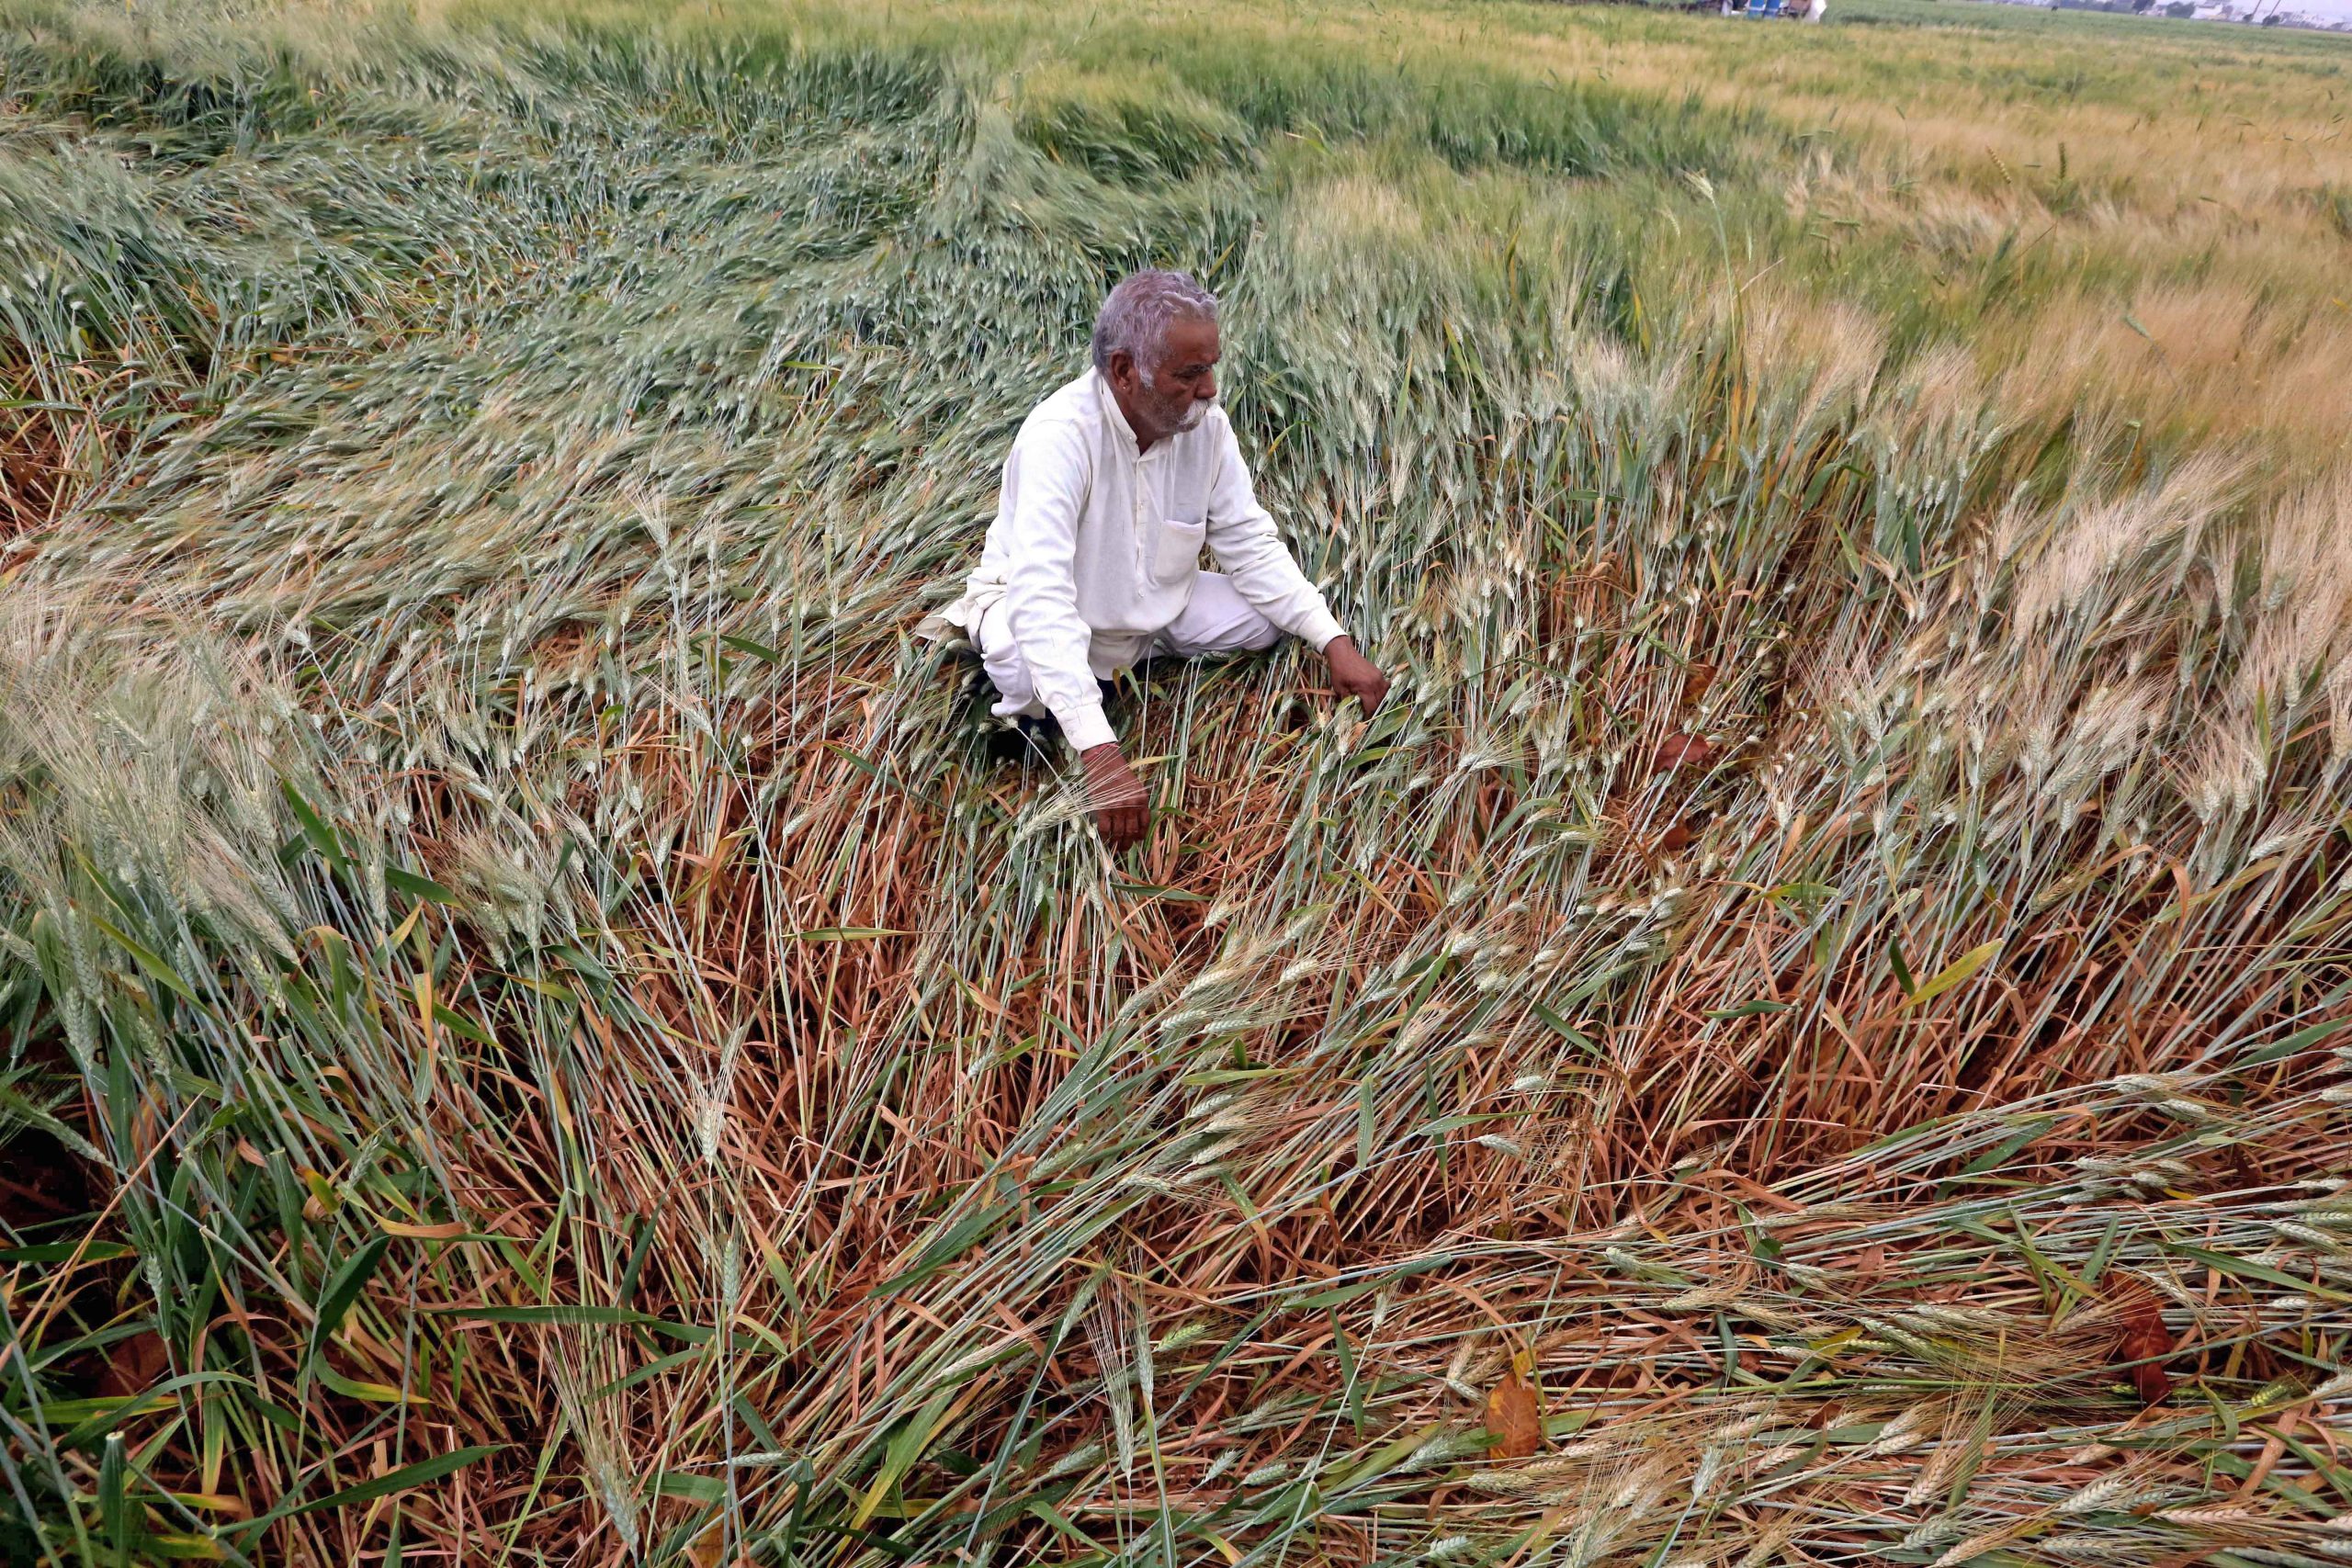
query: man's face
1112 316 1219 443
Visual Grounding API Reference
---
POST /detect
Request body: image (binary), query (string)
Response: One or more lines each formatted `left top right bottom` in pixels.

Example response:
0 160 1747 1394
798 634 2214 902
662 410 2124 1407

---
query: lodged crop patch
3 0 2350 1562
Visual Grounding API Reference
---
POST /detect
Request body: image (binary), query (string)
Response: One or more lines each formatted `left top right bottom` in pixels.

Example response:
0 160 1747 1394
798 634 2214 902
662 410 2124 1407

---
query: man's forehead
1161 318 1220 363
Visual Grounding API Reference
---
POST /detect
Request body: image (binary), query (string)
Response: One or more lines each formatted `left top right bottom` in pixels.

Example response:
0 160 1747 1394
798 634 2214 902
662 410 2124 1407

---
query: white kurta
922 367 1347 753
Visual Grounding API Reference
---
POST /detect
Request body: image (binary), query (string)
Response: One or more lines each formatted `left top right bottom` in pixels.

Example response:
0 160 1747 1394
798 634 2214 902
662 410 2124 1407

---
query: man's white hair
1091 269 1219 379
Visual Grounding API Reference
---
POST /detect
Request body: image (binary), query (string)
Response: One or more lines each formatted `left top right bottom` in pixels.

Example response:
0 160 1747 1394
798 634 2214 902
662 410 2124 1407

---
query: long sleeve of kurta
999 422 1119 754
1202 420 1348 653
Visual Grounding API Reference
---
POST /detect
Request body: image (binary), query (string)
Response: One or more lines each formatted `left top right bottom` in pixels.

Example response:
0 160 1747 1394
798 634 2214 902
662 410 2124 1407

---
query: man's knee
1212 591 1281 655
1164 572 1281 657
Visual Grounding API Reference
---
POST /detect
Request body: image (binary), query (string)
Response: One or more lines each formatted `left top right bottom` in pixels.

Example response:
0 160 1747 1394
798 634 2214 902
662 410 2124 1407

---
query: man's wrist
1057 704 1117 754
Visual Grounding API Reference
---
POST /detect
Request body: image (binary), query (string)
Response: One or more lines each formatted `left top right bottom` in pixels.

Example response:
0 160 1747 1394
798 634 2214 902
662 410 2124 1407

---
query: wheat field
4 0 2351 1562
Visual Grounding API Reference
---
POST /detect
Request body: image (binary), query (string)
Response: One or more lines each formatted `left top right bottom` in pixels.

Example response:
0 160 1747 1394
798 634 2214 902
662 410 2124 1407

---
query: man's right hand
1080 742 1148 851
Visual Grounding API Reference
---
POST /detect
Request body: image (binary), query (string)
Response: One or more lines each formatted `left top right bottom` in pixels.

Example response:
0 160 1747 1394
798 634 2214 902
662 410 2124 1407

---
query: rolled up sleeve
1002 421 1116 752
1200 418 1347 652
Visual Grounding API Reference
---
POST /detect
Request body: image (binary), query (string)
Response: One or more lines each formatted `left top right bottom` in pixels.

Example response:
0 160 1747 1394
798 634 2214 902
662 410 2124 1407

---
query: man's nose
1196 373 1216 400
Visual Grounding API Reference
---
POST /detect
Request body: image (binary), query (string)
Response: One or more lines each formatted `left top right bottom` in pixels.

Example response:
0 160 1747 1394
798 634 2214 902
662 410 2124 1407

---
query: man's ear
1104 350 1135 389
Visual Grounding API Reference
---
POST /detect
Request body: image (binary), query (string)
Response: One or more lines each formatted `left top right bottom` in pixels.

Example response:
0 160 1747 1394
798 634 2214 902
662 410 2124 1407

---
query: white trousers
975 570 1280 728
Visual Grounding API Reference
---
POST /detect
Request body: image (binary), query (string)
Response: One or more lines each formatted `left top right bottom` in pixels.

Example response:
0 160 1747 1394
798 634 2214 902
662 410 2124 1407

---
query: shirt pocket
1153 517 1207 585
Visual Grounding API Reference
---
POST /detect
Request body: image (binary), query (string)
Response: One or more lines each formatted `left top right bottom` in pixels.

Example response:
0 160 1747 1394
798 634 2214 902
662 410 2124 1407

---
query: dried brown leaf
1485 1366 1544 1458
1653 734 1715 773
2106 1276 2175 1405
96 1330 170 1400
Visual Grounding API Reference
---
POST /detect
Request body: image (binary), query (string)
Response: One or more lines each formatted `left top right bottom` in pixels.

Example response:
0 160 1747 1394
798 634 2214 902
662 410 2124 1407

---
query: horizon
1990 0 2352 19
2110 0 2351 18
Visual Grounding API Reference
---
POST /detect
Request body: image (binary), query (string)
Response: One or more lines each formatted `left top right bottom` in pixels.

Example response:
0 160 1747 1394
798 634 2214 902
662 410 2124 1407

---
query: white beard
1137 366 1213 434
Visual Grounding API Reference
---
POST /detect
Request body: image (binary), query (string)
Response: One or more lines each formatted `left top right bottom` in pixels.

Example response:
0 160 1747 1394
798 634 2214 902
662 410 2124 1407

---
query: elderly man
925 269 1388 849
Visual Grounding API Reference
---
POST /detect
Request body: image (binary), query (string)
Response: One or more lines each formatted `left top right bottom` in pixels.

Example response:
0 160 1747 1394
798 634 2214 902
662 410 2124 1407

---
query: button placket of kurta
1131 446 1154 578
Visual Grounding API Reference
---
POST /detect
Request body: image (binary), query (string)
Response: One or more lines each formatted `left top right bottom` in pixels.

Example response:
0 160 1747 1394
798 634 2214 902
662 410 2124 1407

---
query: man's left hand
1324 636 1389 717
